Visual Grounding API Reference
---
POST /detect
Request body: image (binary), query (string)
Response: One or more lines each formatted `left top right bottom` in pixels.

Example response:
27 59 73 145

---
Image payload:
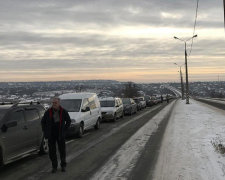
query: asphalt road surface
0 101 175 180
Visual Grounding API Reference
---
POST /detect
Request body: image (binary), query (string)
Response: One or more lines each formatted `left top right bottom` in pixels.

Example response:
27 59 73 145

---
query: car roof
59 92 97 99
0 104 13 110
0 103 44 111
99 97 116 101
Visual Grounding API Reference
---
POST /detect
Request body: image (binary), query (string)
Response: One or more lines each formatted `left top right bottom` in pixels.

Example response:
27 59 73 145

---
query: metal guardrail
194 98 225 111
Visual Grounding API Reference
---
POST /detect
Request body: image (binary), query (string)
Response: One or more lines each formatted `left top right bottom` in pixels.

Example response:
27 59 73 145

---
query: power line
188 0 199 57
224 0 225 29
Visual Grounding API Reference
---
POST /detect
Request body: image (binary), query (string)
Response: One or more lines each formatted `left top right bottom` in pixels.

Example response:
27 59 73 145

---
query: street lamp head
193 34 197 38
174 36 178 39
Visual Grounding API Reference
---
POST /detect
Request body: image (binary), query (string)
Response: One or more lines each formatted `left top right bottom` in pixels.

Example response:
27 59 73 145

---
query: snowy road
0 101 171 180
91 101 176 180
153 99 225 180
1 99 224 180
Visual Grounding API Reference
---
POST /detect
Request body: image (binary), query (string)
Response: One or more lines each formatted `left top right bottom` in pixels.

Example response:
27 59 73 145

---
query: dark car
144 95 154 106
151 96 158 105
0 102 48 166
122 98 137 115
133 98 142 111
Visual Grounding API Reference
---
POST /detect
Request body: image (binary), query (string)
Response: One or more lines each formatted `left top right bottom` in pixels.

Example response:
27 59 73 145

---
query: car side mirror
1 124 8 132
1 121 17 132
81 107 90 112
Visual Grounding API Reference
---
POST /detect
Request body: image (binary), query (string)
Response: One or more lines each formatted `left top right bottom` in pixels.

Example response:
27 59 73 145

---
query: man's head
52 97 60 110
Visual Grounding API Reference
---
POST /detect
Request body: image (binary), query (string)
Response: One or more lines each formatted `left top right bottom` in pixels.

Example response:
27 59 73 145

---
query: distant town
0 80 225 103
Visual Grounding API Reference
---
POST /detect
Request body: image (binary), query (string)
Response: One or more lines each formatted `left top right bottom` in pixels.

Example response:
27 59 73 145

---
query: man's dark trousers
48 122 66 169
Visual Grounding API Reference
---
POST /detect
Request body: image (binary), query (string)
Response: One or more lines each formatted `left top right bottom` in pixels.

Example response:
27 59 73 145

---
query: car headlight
71 119 76 123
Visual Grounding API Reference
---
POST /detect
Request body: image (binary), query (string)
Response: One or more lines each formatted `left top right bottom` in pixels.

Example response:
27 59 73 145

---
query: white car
138 97 147 109
59 93 102 138
100 97 124 121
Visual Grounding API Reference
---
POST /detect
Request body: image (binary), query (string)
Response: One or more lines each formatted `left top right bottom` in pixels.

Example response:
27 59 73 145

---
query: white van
99 97 124 121
59 93 101 137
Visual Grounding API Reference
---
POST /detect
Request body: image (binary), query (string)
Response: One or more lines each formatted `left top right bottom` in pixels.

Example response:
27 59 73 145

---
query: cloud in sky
0 0 224 82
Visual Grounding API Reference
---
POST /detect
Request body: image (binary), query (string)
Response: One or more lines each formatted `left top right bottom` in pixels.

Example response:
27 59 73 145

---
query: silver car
100 97 124 121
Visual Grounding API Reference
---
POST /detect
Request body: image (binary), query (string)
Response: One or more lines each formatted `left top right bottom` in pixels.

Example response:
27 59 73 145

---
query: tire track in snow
91 101 176 180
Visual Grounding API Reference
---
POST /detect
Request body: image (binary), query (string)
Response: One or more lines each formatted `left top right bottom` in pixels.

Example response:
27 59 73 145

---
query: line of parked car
0 92 167 166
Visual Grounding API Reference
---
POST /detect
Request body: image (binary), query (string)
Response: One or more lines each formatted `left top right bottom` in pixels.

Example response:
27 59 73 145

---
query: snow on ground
91 101 176 180
153 99 225 180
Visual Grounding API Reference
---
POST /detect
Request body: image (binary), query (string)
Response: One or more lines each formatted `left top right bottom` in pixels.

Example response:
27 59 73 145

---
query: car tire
129 109 132 115
39 136 49 155
0 147 3 167
95 118 100 130
121 112 124 118
77 124 84 138
112 113 117 122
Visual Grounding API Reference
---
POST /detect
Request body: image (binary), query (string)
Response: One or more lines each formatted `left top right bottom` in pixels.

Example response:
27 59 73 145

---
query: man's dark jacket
41 106 71 139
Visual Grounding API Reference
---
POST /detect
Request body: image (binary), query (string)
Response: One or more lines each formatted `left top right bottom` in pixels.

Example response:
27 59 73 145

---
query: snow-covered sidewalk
153 99 225 180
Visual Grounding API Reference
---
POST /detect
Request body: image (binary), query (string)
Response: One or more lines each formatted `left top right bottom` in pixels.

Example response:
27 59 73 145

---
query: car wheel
0 147 3 167
39 136 49 154
77 124 84 138
95 118 100 130
112 113 117 122
121 112 124 118
129 109 132 115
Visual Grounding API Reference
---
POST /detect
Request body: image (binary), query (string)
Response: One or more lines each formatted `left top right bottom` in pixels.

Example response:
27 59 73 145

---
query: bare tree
123 82 139 98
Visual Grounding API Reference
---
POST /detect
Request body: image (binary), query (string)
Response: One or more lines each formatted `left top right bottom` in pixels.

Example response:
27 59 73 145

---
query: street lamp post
174 63 184 100
174 35 197 104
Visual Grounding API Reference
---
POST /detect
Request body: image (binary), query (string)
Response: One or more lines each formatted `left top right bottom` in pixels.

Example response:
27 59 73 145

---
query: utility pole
180 66 185 100
174 63 184 100
174 35 197 104
185 42 189 104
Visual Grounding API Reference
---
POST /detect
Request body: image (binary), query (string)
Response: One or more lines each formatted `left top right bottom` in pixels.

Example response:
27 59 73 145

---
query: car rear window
100 100 115 107
122 99 131 105
60 99 82 112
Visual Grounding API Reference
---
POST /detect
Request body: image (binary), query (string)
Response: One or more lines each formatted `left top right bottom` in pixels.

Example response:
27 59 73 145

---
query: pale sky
0 0 224 83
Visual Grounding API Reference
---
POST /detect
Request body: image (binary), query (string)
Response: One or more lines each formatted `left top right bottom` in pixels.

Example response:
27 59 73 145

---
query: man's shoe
51 168 57 173
61 167 66 172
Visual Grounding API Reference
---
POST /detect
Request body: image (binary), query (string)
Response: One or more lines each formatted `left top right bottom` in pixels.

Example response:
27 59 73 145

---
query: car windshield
100 100 115 107
60 99 82 112
122 98 131 105
0 109 8 121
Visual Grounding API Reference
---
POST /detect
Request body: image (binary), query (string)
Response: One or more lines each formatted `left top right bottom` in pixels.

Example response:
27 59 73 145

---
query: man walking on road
41 97 71 173
166 94 169 103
